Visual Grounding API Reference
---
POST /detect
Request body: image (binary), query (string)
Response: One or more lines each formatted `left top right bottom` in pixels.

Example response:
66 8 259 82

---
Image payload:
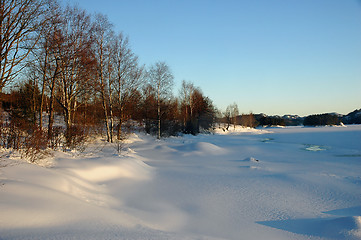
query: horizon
62 0 361 116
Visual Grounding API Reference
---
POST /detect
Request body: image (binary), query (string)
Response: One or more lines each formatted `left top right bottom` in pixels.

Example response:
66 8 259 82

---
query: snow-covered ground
1 125 361 240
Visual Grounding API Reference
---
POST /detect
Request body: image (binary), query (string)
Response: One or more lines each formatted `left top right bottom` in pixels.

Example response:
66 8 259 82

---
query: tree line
220 103 360 127
303 114 340 126
0 0 217 159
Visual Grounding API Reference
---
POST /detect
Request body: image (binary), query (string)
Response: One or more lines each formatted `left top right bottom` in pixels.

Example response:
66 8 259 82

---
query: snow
214 125 270 135
1 125 361 239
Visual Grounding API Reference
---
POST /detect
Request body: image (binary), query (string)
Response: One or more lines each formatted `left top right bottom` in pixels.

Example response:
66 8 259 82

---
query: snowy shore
1 125 361 239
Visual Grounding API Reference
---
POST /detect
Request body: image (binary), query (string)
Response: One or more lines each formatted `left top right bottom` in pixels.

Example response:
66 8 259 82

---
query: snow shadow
323 206 361 217
335 154 361 158
257 206 361 239
260 138 274 143
229 157 261 163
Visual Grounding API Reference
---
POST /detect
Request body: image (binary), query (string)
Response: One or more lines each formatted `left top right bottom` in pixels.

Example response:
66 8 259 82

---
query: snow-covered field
1 125 361 240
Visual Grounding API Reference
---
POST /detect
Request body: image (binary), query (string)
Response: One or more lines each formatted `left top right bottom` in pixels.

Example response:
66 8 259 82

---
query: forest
0 0 221 160
303 113 341 126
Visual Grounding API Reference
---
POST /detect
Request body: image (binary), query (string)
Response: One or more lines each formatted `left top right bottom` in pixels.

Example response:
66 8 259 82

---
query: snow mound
243 157 260 162
154 145 177 153
318 216 361 239
349 216 361 238
72 158 152 182
177 141 227 156
194 142 225 154
123 133 144 144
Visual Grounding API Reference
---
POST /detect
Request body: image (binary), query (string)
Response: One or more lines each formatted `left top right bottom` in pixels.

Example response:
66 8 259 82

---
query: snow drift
0 125 361 239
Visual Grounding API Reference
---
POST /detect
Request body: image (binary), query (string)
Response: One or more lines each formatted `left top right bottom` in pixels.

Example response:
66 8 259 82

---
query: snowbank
214 125 270 135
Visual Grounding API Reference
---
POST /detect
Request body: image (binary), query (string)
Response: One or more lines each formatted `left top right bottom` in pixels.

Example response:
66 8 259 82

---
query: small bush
63 125 88 152
48 126 63 150
0 116 27 150
22 127 49 163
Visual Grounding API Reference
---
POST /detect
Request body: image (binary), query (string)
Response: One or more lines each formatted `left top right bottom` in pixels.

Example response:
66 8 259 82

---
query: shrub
22 127 49 163
48 126 63 150
63 125 88 152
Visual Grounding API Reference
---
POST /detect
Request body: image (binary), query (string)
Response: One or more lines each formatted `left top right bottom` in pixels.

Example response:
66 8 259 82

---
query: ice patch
303 144 329 152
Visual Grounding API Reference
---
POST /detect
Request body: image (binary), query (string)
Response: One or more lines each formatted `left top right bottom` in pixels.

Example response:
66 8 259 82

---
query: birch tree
179 80 195 128
110 33 143 145
231 103 239 129
147 62 174 139
92 13 114 142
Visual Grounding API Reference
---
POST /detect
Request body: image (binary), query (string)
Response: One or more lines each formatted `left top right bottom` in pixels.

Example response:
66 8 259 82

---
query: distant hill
282 115 304 126
342 109 361 124
218 109 360 128
302 109 361 126
253 114 303 126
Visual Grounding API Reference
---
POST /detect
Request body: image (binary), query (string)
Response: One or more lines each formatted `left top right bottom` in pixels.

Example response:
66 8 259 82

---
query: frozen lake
1 125 360 239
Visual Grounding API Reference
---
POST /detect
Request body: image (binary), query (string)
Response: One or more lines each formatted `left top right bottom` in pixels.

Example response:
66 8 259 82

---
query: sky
62 0 361 116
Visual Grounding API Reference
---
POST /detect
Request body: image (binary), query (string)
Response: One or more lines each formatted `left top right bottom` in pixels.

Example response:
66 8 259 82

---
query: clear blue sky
63 0 361 116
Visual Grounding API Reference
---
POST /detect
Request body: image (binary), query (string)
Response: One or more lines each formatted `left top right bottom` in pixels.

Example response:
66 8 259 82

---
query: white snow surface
1 125 361 240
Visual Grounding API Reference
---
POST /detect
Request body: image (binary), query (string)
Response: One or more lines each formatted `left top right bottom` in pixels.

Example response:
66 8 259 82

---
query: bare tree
140 84 157 134
110 33 143 148
224 103 239 130
55 5 95 130
224 105 232 130
0 0 49 92
231 103 239 129
92 13 114 142
27 0 62 131
46 29 61 141
240 112 256 128
147 62 174 139
179 80 195 128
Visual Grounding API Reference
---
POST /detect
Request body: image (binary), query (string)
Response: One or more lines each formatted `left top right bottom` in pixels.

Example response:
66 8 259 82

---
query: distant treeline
303 114 340 126
303 109 361 126
219 114 294 128
219 108 361 128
